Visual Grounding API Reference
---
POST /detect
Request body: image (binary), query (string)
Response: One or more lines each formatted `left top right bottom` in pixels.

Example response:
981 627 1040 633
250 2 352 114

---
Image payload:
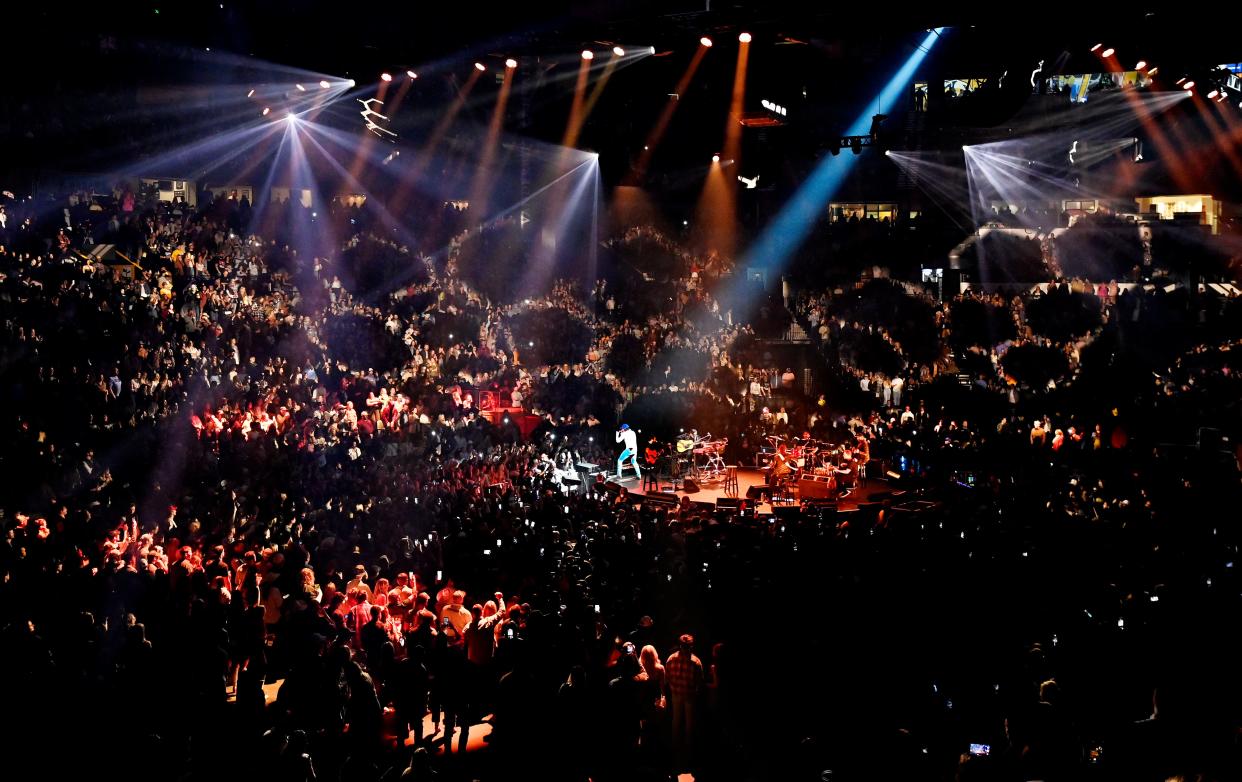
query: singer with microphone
615 423 641 481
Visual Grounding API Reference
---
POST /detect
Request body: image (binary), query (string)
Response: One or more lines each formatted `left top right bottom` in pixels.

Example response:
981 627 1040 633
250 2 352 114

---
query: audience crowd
1 185 1240 782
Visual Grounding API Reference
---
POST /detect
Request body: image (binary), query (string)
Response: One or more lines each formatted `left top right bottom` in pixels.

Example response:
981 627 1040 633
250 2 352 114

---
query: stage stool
724 465 739 496
772 477 795 506
642 472 660 493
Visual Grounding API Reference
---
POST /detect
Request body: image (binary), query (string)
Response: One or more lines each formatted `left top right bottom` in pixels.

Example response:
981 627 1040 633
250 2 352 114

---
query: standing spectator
665 633 705 771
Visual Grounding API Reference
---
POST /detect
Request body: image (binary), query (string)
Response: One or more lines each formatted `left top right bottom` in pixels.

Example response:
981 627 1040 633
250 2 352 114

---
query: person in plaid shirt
664 633 704 769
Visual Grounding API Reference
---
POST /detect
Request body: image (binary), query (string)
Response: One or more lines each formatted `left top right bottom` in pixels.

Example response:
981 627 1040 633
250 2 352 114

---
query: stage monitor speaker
798 475 834 499
642 493 679 510
681 478 700 494
745 484 768 500
601 481 623 497
716 497 741 510
773 506 802 520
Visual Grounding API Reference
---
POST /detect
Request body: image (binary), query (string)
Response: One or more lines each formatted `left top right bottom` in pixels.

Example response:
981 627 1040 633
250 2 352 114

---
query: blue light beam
740 28 944 273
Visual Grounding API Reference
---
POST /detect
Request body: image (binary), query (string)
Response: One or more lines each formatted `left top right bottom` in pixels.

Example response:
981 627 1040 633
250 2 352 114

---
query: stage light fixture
381 72 393 82
739 32 752 43
712 154 720 163
700 36 713 47
1102 48 1115 58
319 80 330 88
246 88 255 98
347 79 356 87
613 46 625 56
1208 89 1219 99
1183 81 1195 90
1147 67 1158 76
582 50 594 60
1090 43 1102 52
262 107 270 116
1176 77 1186 85
649 46 656 54
407 70 418 79
474 62 486 71
286 112 297 122
295 83 306 91
1135 60 1147 70
505 58 517 69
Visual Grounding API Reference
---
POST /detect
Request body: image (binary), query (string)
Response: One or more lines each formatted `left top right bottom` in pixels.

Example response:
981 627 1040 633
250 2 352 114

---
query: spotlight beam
562 56 593 148
716 33 751 259
736 28 944 284
467 66 516 221
624 45 709 185
392 67 483 213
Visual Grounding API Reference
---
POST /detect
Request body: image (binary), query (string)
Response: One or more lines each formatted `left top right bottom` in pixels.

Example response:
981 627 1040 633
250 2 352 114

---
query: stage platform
612 467 895 515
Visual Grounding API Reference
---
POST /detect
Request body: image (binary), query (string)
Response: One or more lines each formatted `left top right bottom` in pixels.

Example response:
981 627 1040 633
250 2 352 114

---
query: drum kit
760 435 861 500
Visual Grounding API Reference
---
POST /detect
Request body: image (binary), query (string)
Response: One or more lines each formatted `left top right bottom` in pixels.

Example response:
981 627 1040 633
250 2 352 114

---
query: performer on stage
615 423 641 481
766 442 793 482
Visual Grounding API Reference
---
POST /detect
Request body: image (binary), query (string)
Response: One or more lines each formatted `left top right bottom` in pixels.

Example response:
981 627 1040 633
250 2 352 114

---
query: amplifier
798 474 835 499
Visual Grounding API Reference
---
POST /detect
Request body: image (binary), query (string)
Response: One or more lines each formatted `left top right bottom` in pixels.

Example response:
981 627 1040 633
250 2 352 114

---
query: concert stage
613 467 897 515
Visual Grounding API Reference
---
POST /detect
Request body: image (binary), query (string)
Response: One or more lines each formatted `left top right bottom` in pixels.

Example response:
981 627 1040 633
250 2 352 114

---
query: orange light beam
579 55 620 126
1197 98 1242 182
717 38 750 258
692 160 732 258
625 46 708 185
467 67 514 219
1098 55 1199 193
386 76 416 119
392 68 483 213
562 57 592 148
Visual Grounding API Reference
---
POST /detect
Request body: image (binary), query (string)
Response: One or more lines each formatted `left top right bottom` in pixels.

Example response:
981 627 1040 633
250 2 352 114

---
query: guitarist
644 438 663 466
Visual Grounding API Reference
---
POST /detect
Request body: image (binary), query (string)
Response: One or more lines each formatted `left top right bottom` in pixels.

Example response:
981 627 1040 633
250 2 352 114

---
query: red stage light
582 50 594 60
1101 48 1115 58
700 37 713 47
738 32 752 43
505 58 517 69
474 62 486 72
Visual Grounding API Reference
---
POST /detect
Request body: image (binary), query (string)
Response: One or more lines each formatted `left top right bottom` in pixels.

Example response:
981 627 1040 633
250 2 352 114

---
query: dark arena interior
3 3 1242 781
